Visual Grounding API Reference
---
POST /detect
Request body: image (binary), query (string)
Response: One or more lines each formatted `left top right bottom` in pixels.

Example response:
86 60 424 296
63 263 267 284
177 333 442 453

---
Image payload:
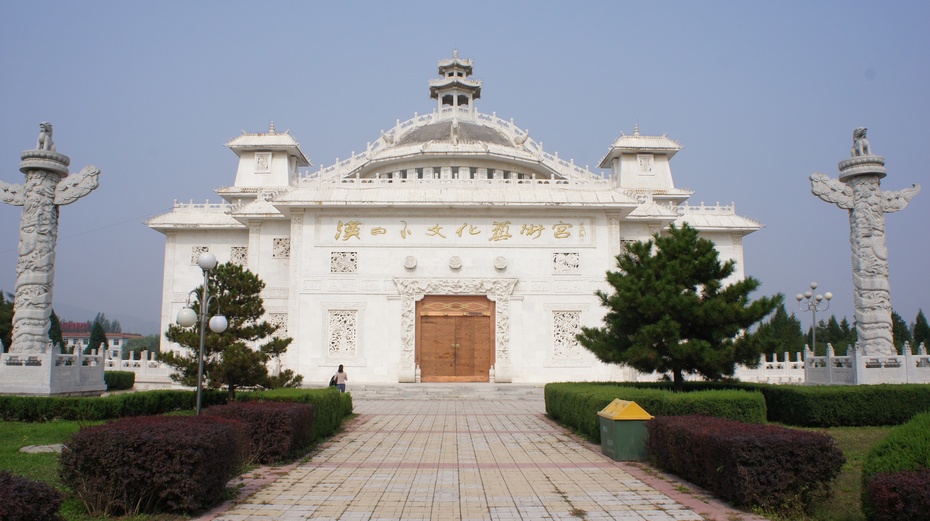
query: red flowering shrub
646 415 845 514
865 469 930 521
0 471 64 521
205 400 315 463
58 415 248 516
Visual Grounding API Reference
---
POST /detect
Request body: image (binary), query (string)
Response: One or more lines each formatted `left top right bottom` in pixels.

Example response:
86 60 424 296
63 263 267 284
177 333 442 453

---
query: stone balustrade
804 342 930 385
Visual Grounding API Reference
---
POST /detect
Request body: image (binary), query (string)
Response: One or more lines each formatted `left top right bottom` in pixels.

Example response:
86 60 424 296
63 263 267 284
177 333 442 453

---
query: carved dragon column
810 128 919 357
1 123 99 354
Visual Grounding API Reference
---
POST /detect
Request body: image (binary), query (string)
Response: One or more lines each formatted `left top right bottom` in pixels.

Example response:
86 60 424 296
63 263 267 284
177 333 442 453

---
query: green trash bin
597 399 654 461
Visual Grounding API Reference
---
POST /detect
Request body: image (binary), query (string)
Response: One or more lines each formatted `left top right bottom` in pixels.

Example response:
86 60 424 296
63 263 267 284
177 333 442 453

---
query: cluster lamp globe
175 252 227 415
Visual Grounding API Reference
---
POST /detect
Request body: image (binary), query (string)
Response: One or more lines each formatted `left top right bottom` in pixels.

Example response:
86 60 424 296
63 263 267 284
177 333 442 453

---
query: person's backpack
329 375 337 387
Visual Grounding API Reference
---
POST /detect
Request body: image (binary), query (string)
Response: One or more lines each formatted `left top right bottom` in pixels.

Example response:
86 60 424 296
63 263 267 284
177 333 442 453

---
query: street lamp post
176 252 227 415
796 281 832 354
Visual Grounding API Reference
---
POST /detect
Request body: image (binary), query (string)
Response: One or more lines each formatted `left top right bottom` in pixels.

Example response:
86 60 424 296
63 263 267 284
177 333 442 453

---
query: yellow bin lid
597 399 654 420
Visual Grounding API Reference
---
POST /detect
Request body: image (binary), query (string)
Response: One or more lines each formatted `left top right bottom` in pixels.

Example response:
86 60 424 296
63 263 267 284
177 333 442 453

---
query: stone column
1 123 100 354
810 128 920 357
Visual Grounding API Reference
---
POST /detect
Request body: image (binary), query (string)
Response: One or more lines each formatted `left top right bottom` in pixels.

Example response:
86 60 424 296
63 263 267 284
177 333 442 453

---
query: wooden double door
416 296 494 382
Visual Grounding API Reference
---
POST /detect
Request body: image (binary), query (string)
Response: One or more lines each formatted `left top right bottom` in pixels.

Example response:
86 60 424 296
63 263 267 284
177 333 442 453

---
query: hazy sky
1 1 927 335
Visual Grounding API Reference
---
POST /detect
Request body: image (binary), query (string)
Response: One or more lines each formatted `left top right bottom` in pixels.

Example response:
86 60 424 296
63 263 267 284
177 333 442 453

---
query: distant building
148 53 762 384
59 321 143 360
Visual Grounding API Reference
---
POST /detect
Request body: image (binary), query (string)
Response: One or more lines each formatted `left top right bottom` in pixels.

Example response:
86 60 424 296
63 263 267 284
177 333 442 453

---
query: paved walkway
204 396 764 521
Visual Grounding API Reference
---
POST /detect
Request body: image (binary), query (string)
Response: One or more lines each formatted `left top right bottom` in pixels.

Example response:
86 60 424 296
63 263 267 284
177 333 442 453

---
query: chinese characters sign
323 217 594 247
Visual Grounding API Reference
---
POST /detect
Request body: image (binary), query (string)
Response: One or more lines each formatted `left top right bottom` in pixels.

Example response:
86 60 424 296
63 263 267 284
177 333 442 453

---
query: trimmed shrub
59 415 248 516
0 470 65 521
0 389 227 422
545 382 766 442
103 370 135 390
862 411 930 519
646 415 845 514
575 381 930 427
237 387 353 443
864 469 930 521
206 401 315 463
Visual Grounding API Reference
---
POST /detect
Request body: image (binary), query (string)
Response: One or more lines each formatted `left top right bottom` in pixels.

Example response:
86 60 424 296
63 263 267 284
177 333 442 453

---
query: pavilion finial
268 121 276 134
453 49 458 59
633 122 640 136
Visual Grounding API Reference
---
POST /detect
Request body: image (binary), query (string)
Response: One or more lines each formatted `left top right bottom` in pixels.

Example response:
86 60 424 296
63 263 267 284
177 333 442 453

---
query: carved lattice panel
328 310 357 357
268 313 287 336
191 246 209 265
272 238 290 258
255 152 271 173
552 311 583 362
231 246 248 266
331 252 358 273
552 252 580 274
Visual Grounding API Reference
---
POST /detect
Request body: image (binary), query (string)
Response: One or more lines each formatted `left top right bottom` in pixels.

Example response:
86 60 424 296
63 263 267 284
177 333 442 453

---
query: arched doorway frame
394 278 517 383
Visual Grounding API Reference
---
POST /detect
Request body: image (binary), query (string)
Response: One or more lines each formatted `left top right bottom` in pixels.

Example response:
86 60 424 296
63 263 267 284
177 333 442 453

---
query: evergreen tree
161 262 302 399
0 291 13 352
891 310 912 353
913 309 930 350
747 304 805 358
576 224 781 391
123 334 160 360
837 316 857 354
87 320 108 355
48 310 65 352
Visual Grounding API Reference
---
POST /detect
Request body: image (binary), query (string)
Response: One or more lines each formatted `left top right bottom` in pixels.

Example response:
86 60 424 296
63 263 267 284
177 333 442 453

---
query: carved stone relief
268 313 287 336
551 311 584 364
327 310 357 357
272 238 290 258
231 246 248 266
191 246 209 265
331 251 358 273
552 252 580 274
254 152 271 173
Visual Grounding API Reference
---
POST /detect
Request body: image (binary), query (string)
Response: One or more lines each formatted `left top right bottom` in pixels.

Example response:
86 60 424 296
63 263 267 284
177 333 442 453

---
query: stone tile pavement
201 396 766 521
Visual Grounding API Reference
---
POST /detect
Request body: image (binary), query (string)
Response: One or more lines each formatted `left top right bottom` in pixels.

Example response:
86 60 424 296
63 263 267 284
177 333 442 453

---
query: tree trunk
227 383 235 402
673 369 684 392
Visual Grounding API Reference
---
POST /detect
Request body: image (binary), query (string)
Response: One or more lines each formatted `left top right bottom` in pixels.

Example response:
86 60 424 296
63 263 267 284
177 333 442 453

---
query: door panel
417 297 493 382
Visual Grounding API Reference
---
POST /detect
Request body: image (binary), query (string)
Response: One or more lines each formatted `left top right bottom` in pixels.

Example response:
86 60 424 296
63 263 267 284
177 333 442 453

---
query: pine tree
87 320 108 355
746 304 805 359
48 310 65 352
0 291 13 352
576 224 781 391
891 311 912 353
913 309 930 351
161 262 302 400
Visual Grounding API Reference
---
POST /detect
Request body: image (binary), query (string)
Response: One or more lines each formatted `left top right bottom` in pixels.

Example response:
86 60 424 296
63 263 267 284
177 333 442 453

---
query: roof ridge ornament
269 121 276 135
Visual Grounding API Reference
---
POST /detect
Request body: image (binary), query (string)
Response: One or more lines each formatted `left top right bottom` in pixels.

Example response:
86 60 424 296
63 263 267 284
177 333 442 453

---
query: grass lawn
803 426 893 521
0 420 184 521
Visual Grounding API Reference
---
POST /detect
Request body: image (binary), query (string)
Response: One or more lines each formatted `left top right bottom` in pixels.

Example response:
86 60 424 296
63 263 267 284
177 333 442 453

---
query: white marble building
147 53 762 384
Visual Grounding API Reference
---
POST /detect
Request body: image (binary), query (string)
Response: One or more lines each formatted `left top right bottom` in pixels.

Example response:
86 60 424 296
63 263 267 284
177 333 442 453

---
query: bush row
59 415 249 517
862 411 930 520
206 401 315 464
544 383 767 442
0 389 227 422
587 381 930 427
0 470 65 521
237 387 353 443
646 415 845 515
103 370 135 390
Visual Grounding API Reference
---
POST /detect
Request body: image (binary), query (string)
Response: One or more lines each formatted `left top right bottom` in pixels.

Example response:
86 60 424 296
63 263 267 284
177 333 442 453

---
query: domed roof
395 120 512 148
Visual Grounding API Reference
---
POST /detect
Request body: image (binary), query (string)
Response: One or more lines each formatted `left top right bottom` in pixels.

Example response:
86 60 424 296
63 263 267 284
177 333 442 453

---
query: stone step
344 383 545 401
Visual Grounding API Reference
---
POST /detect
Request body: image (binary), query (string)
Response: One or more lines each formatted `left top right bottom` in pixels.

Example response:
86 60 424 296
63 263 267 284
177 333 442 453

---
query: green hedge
0 390 227 422
544 382 767 442
236 387 353 443
103 371 135 391
590 381 930 427
861 411 930 519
